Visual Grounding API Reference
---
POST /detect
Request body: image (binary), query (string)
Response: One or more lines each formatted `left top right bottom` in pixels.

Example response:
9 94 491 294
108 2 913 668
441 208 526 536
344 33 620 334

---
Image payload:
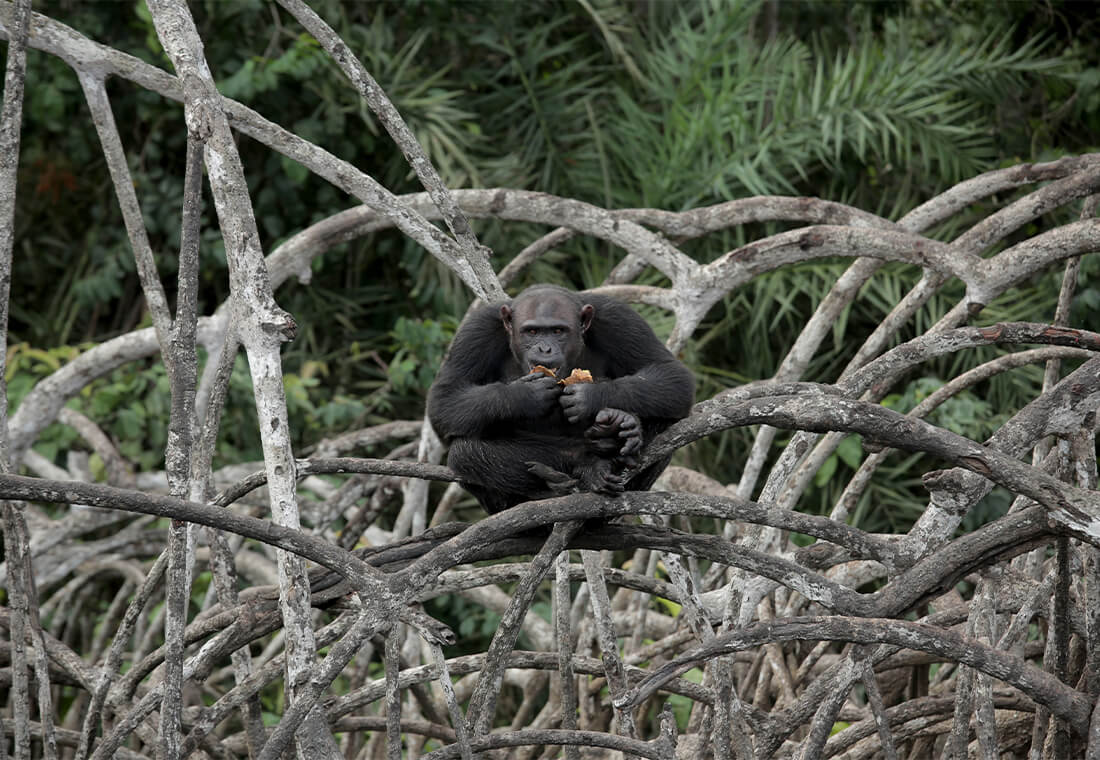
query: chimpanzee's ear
500 304 514 333
580 304 595 333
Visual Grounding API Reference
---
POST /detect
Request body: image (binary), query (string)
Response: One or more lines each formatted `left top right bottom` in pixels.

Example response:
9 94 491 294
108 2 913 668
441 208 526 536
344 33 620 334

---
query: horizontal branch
0 474 360 580
418 729 664 760
617 195 898 238
0 474 458 642
271 188 699 287
711 224 968 284
212 457 457 507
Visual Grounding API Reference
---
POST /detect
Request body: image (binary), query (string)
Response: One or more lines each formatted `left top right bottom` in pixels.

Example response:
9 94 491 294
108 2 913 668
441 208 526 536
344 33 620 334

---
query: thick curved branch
840 322 1100 398
617 195 897 238
899 154 1100 231
979 217 1100 305
389 494 869 610
950 161 1100 254
710 225 968 285
651 391 1100 538
833 345 1095 521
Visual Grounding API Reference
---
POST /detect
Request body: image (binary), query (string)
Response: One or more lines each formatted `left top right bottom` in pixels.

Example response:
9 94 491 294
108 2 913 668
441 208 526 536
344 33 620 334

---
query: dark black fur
428 284 694 513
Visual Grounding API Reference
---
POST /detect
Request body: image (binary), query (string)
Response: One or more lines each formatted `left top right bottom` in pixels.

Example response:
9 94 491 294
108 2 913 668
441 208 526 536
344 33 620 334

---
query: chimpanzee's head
501 285 594 375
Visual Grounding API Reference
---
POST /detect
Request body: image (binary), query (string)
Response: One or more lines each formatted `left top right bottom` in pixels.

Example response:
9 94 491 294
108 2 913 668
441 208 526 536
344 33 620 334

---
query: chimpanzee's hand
510 372 561 417
559 382 603 425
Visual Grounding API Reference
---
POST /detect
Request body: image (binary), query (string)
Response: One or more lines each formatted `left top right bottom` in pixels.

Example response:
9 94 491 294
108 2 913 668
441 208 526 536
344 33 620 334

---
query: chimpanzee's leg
447 434 576 514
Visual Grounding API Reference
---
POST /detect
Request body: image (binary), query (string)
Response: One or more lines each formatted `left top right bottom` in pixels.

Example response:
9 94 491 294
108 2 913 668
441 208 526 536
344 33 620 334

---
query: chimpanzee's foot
525 461 578 494
574 457 627 495
585 408 642 464
527 459 625 496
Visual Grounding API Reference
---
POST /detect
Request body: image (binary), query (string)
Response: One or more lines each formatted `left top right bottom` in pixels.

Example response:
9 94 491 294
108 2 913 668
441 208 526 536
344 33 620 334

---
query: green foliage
663 667 705 733
595 3 1078 213
386 317 455 394
217 34 325 101
814 435 864 489
882 377 1000 439
10 0 1100 528
426 593 504 656
14 1 1096 339
6 343 385 472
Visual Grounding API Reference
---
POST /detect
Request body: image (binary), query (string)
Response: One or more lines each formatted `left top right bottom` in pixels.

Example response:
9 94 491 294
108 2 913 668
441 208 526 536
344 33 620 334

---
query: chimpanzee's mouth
529 363 560 377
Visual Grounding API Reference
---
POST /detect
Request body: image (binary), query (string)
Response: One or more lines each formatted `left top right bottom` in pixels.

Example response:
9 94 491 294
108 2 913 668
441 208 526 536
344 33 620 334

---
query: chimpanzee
427 284 694 514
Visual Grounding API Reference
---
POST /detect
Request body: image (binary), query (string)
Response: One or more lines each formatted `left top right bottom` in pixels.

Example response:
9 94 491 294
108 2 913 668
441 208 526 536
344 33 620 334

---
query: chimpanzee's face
501 293 593 375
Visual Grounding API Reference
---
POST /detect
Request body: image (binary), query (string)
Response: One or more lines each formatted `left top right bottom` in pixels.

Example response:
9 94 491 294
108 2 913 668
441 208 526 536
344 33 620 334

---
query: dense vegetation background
8 0 1100 530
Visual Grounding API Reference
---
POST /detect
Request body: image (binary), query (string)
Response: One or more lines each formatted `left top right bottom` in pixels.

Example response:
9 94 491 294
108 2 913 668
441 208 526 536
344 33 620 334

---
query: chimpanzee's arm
427 306 557 439
596 359 695 420
562 295 694 424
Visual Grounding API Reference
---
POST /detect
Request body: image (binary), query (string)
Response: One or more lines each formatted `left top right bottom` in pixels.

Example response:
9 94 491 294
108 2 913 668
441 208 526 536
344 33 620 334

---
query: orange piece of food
531 365 558 378
559 368 594 386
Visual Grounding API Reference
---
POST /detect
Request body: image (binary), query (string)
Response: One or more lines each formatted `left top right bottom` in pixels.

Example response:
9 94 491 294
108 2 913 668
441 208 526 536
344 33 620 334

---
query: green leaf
837 435 863 470
814 454 838 487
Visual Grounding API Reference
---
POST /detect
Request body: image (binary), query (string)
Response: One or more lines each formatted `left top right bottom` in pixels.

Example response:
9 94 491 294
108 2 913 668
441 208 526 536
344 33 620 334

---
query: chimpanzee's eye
553 327 565 336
